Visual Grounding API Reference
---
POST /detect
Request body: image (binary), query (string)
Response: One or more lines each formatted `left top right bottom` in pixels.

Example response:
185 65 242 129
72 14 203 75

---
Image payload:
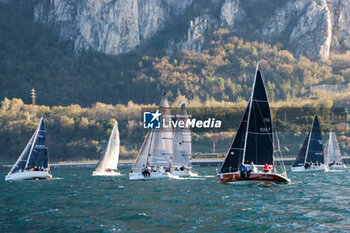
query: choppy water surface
1 167 350 232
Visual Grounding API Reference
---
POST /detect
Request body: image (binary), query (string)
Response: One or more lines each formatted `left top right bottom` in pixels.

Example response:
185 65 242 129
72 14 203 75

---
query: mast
146 130 155 166
147 91 174 168
304 115 324 164
24 117 42 169
242 62 274 165
242 62 259 164
304 117 314 165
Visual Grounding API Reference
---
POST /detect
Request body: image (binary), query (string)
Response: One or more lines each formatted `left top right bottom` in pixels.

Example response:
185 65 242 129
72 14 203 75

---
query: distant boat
217 63 290 184
171 103 197 177
292 115 328 172
324 129 346 169
5 117 52 181
92 122 121 176
129 91 174 180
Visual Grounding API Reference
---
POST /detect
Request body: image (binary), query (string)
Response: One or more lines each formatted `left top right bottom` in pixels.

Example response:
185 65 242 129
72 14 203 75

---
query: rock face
261 0 309 40
328 0 350 49
220 0 245 29
33 0 350 60
177 15 218 52
262 0 332 61
34 0 193 55
290 0 332 61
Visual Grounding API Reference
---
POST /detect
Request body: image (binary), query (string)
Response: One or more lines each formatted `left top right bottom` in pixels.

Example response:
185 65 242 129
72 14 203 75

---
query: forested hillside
1 1 350 106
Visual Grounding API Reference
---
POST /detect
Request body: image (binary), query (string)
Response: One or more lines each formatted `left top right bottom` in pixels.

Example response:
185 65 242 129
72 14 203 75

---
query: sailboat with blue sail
291 115 328 172
5 117 52 181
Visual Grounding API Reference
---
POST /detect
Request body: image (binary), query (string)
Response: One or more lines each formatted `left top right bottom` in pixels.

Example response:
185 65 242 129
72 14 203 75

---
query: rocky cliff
34 0 193 55
33 0 350 60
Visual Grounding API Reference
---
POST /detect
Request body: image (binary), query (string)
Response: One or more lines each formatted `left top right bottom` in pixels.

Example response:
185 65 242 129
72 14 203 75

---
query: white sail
172 103 191 168
131 131 153 172
325 130 342 164
147 92 174 168
94 122 120 173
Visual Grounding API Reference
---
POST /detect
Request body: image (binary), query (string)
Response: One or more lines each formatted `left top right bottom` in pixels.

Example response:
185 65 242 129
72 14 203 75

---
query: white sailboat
325 129 346 169
171 103 197 177
92 122 121 176
5 117 52 181
129 91 175 180
291 115 328 172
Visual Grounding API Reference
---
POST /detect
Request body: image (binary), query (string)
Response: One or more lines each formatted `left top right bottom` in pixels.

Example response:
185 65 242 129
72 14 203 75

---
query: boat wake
327 169 344 173
171 176 207 180
51 177 63 180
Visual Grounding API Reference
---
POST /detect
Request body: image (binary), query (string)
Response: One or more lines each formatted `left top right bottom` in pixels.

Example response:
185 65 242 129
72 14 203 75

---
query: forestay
220 104 249 173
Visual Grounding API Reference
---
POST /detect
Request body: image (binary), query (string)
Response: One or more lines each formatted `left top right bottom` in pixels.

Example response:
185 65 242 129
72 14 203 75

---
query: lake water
1 167 350 232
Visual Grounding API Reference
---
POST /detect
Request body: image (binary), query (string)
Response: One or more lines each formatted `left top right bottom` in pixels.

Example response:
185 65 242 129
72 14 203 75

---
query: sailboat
129 91 174 180
171 103 197 177
291 115 328 172
92 122 121 176
5 117 52 181
217 63 290 184
324 129 346 169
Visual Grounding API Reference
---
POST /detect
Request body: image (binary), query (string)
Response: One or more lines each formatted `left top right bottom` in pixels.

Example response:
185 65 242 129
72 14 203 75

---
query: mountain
33 0 350 61
0 0 350 106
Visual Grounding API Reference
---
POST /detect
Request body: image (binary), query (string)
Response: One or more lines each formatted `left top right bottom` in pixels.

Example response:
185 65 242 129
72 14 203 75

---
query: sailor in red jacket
263 163 271 173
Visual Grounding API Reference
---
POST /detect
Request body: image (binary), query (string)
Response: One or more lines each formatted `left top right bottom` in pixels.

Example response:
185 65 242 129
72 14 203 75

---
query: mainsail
147 91 174 168
172 103 191 168
243 64 274 165
324 129 342 164
8 117 49 174
220 63 273 173
305 115 324 164
94 122 120 173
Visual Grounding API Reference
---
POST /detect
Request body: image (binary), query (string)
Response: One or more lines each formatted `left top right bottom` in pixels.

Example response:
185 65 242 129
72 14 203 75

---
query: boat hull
171 170 198 177
328 164 347 169
5 171 52 181
291 165 328 172
217 171 290 184
129 171 173 180
92 170 121 176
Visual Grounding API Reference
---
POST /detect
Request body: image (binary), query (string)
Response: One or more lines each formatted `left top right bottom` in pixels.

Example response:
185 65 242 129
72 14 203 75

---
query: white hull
171 170 198 177
328 164 347 169
5 171 52 181
129 171 174 180
92 170 121 176
291 165 328 172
